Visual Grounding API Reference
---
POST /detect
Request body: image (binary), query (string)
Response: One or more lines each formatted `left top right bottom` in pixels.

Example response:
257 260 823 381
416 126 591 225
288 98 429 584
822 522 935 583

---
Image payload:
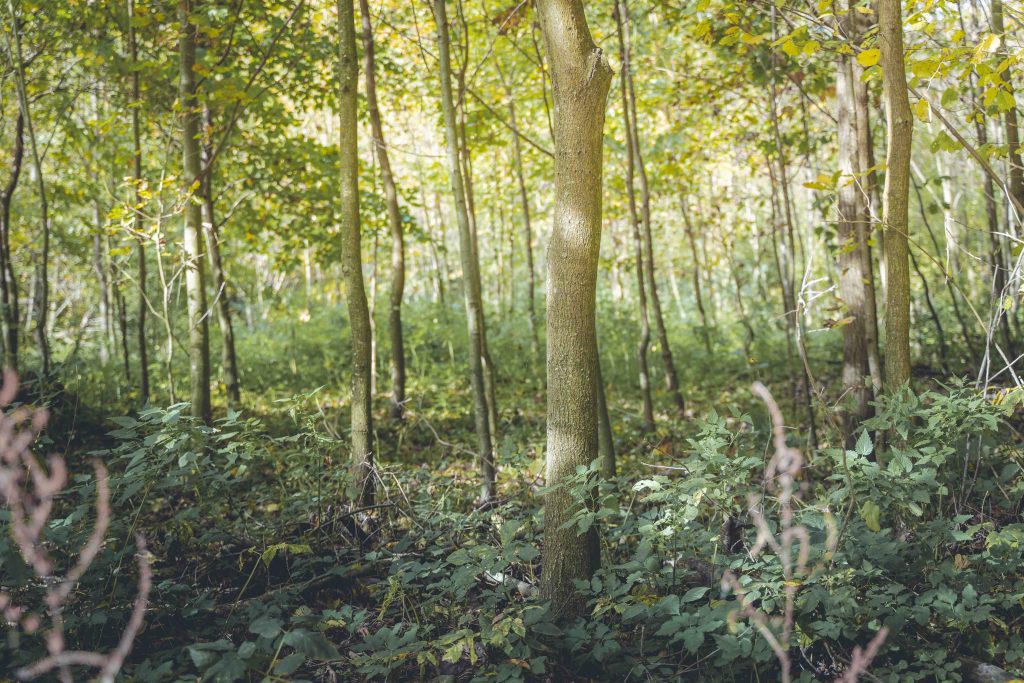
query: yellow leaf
782 40 800 57
857 48 881 67
914 98 931 122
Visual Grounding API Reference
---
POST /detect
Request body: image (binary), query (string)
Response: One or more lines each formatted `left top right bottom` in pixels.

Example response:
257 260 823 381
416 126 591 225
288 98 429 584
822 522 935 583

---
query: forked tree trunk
614 3 654 431
360 0 407 420
878 0 914 389
436 0 496 502
338 0 374 506
178 0 211 423
536 0 613 617
618 0 686 417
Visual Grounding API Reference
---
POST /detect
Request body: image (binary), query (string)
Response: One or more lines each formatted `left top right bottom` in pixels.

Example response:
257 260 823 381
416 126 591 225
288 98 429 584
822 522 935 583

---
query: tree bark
360 0 406 421
436 0 496 502
178 0 212 423
536 0 613 617
338 0 374 506
878 0 914 389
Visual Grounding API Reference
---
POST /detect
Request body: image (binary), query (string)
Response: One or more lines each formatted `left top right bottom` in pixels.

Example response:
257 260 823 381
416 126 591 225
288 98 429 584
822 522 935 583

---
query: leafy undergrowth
3 373 1023 682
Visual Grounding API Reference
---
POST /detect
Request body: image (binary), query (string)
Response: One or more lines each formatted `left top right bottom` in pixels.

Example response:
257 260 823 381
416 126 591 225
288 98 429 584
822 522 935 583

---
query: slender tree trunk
597 349 615 478
878 0 914 389
436 0 496 502
614 4 654 431
6 0 50 374
836 40 873 436
0 112 22 372
178 0 212 423
338 0 374 506
993 0 1024 216
498 68 539 358
767 63 817 449
536 0 612 617
200 106 241 407
618 0 685 416
93 207 112 363
681 198 712 353
129 0 150 402
360 0 406 420
850 30 883 394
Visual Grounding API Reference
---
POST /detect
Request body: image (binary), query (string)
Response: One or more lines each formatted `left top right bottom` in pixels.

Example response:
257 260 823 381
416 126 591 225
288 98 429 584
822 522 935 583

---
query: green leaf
860 501 882 532
282 629 341 661
681 586 710 603
855 430 873 456
249 615 283 639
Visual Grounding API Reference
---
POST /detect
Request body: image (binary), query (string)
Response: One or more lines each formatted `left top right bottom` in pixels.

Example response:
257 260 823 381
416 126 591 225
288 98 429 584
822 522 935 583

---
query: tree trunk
597 349 615 478
129 0 150 402
836 31 873 436
436 0 496 502
499 69 539 358
850 25 883 394
338 0 374 506
618 0 685 416
614 3 654 431
536 0 613 617
359 0 406 421
681 198 712 353
993 0 1024 215
878 0 914 389
200 106 241 407
6 0 49 374
178 0 212 423
0 112 22 372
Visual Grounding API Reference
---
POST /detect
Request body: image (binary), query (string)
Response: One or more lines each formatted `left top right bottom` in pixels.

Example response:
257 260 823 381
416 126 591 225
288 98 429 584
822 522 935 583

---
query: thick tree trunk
178 0 212 423
129 0 150 402
360 0 406 421
618 0 686 417
0 112 22 372
614 4 654 431
200 106 241 407
836 35 873 436
536 0 612 617
436 0 496 502
338 0 374 506
878 0 914 389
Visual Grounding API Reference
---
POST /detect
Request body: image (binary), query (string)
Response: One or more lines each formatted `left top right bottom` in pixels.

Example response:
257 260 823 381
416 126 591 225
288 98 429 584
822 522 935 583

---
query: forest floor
3 301 1023 682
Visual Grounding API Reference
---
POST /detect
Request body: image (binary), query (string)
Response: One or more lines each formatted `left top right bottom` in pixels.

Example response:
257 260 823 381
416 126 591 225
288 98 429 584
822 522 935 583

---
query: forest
0 0 1023 680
